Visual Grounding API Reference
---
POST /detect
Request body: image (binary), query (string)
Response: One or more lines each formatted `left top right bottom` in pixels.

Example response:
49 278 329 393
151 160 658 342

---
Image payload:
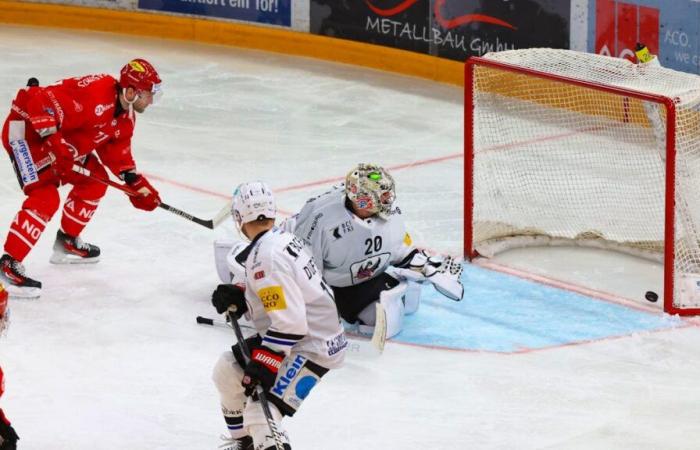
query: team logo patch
254 271 265 280
356 195 373 209
258 286 286 312
129 60 146 72
403 233 412 246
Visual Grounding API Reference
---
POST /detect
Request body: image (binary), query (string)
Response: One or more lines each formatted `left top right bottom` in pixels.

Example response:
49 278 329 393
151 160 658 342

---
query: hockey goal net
464 48 700 315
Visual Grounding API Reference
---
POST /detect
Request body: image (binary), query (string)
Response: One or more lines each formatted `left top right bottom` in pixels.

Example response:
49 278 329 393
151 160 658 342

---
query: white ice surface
0 25 699 450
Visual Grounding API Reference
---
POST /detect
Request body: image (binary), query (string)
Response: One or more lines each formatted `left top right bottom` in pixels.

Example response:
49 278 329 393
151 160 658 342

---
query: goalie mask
345 163 396 218
232 181 276 229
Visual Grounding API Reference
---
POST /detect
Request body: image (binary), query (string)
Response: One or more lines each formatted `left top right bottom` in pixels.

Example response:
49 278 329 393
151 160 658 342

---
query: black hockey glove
0 420 19 450
242 345 285 397
211 284 248 317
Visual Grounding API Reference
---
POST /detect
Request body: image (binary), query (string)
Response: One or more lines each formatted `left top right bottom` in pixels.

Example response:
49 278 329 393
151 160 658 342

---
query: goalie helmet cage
464 48 700 316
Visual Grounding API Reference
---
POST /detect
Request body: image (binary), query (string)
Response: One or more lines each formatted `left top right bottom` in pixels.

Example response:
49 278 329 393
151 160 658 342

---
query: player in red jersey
0 59 163 298
0 283 19 449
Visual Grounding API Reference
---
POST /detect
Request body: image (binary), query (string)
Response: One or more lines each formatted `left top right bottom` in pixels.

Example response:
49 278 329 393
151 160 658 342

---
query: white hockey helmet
231 181 276 227
345 163 396 218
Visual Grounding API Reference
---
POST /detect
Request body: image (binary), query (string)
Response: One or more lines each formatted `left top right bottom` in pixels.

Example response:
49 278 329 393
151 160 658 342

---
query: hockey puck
645 291 659 303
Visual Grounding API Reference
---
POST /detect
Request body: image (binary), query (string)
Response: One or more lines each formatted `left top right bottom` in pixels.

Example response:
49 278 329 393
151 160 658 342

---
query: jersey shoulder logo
330 220 354 240
258 285 287 312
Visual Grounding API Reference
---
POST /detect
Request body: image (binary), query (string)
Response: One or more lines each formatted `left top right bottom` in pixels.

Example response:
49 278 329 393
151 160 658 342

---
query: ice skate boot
50 229 100 264
218 435 253 450
0 254 41 299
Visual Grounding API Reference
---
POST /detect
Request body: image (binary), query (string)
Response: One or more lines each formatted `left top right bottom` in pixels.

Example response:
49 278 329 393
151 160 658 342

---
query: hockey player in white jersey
282 163 464 339
210 181 346 450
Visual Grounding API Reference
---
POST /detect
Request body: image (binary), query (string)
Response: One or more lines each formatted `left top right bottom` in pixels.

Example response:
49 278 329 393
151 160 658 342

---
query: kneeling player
210 182 346 450
282 163 464 339
0 284 20 450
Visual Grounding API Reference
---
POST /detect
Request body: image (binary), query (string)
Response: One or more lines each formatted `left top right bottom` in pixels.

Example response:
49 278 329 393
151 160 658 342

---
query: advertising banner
23 0 135 10
310 0 570 62
138 0 292 27
589 0 700 74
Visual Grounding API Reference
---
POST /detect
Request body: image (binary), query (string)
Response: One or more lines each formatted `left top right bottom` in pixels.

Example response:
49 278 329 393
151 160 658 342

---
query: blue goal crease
391 264 683 353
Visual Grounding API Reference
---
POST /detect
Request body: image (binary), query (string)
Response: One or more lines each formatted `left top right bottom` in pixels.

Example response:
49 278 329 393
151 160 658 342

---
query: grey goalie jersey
242 227 346 369
284 186 415 288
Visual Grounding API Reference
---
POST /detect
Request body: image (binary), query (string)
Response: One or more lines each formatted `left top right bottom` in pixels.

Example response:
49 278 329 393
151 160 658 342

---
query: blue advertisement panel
138 0 291 27
588 0 700 74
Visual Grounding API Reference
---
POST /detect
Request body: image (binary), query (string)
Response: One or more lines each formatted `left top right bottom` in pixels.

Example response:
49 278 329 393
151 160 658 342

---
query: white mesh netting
469 48 700 311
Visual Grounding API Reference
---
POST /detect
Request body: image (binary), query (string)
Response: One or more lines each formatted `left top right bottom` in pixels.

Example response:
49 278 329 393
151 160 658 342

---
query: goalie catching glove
395 250 464 301
121 171 161 211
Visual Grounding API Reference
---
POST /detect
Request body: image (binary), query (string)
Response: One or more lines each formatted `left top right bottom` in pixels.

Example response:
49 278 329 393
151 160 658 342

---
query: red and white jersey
285 186 415 288
16 74 137 175
0 366 8 426
242 228 346 369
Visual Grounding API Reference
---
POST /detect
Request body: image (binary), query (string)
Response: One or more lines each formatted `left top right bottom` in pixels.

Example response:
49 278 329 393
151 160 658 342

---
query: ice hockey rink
1 24 700 450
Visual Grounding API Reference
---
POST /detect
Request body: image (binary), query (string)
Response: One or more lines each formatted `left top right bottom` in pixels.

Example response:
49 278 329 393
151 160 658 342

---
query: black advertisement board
310 0 570 61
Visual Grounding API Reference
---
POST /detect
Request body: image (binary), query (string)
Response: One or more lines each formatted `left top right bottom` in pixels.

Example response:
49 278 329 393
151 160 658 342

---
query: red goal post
464 48 700 316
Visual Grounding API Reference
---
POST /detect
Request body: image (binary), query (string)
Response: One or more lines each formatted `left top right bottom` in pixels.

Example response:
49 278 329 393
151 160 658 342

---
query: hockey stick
35 154 231 229
70 165 217 229
196 315 254 331
196 315 385 357
226 311 287 450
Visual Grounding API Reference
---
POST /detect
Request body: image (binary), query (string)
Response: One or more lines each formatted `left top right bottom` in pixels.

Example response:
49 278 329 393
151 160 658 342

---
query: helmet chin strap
121 88 139 120
235 220 251 242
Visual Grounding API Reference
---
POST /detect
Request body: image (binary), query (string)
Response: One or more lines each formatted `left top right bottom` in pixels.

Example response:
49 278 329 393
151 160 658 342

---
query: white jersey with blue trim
285 186 415 288
243 227 346 369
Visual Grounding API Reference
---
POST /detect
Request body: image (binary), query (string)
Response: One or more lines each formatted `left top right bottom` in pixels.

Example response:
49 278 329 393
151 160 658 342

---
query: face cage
136 82 163 104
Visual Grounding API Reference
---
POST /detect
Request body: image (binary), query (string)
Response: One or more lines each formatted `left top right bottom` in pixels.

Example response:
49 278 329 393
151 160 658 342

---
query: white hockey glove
424 255 464 301
392 251 464 301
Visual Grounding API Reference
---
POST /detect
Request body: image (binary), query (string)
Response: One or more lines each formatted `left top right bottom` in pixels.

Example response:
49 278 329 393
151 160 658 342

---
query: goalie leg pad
214 239 235 283
403 280 422 315
356 281 407 339
380 281 406 338
212 351 248 439
214 240 249 285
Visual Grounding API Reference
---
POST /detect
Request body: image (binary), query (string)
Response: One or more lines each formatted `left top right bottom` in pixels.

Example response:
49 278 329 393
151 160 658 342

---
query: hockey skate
218 434 253 450
50 230 100 264
0 254 41 299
